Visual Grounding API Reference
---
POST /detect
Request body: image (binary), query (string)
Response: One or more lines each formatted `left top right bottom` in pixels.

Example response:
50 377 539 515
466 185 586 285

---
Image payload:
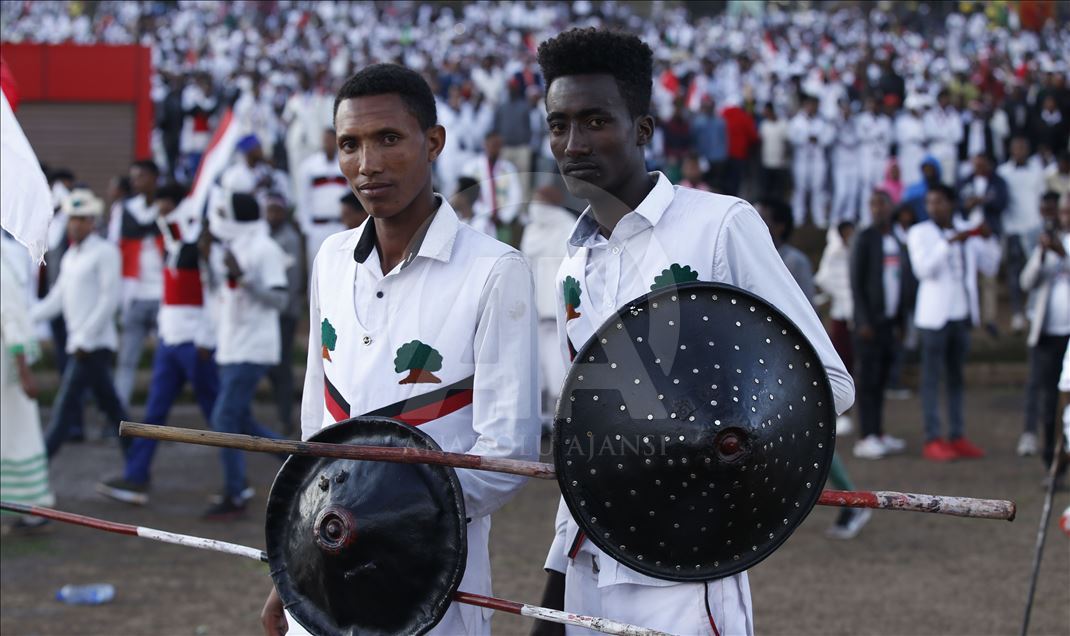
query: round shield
265 417 467 636
554 282 836 582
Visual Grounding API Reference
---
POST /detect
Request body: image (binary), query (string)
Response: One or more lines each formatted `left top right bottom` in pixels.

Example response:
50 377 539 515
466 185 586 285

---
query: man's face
66 216 94 244
925 191 953 226
335 94 444 220
130 166 156 195
545 74 652 201
869 192 892 225
158 199 177 217
1011 138 1029 162
972 155 990 176
484 133 503 159
265 203 286 229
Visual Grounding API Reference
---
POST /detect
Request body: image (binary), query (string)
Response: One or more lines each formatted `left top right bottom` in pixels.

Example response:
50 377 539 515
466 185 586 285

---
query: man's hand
197 347 213 361
16 355 37 399
857 324 875 341
224 249 243 280
977 222 993 239
530 571 565 636
1040 232 1067 257
261 586 287 636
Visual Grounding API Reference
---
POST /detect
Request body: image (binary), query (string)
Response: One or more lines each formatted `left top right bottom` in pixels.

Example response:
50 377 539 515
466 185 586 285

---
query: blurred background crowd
1 0 1068 525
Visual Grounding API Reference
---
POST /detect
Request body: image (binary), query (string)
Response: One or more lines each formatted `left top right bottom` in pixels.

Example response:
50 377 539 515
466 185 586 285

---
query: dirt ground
2 383 1068 636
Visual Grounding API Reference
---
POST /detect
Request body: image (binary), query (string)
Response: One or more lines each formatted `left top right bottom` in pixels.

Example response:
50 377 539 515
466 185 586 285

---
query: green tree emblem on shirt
563 275 583 321
394 340 444 384
651 263 699 291
321 319 337 362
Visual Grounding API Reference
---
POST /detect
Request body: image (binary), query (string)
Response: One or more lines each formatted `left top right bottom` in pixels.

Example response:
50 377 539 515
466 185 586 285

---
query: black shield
554 282 836 581
265 417 467 635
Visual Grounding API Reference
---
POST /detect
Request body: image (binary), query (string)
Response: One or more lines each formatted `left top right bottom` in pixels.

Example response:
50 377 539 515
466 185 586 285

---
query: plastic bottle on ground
56 583 115 605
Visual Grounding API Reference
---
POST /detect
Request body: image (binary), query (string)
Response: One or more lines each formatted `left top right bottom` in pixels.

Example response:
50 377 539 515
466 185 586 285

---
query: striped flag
173 106 243 230
0 73 53 264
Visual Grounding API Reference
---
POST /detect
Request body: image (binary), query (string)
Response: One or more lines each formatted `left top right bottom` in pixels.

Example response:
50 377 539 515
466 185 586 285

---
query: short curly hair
537 28 653 119
333 63 437 130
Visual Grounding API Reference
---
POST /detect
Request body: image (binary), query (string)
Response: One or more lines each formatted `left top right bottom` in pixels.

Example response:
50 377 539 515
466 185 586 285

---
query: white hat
62 189 104 217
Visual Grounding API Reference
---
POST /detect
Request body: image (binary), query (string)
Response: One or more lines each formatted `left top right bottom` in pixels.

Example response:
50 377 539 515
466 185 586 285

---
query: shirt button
611 246 621 255
376 291 384 299
362 335 372 346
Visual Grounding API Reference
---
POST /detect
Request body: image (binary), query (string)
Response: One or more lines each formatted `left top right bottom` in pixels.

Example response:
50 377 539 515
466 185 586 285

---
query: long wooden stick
120 422 1016 520
0 501 668 636
1020 391 1068 636
120 421 556 479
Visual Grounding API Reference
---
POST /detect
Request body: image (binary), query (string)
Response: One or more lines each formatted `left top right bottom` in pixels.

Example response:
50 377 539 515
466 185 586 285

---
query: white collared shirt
545 172 854 592
907 218 1001 329
294 151 347 231
213 227 288 365
31 233 121 353
301 196 540 610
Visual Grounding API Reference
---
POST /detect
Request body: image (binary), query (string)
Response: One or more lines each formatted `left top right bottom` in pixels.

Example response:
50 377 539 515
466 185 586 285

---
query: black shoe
202 497 247 521
208 483 255 505
3 516 51 536
96 477 149 505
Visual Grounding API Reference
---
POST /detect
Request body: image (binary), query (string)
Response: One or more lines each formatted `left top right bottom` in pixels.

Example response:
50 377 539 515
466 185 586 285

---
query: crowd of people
1 2 1068 539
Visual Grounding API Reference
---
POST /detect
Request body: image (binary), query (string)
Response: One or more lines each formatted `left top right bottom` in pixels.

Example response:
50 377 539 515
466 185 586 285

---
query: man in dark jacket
959 152 1009 335
850 189 917 459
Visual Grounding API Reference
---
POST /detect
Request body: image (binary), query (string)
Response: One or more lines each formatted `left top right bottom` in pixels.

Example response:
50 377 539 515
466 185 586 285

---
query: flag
0 91 53 264
171 106 242 232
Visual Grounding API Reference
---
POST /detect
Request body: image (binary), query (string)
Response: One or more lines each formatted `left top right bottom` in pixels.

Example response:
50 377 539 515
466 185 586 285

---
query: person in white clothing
856 96 894 224
519 184 577 425
261 63 539 636
294 127 349 266
788 94 832 228
1017 194 1069 480
998 136 1048 332
220 135 291 204
202 190 289 520
923 89 963 186
1 237 55 532
108 160 165 409
30 189 129 459
830 101 862 225
907 183 1000 462
462 130 524 244
895 95 928 188
758 102 791 200
533 29 853 635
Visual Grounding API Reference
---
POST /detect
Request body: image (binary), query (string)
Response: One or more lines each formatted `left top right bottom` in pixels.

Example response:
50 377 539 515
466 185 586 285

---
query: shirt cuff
543 528 569 574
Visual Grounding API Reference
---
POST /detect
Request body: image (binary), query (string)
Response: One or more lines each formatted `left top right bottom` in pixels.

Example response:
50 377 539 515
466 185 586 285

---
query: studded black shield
266 417 467 636
554 282 836 582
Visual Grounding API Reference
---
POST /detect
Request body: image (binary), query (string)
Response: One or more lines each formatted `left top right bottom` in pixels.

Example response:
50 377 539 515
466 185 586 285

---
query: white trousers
831 161 862 226
792 157 828 228
563 553 754 636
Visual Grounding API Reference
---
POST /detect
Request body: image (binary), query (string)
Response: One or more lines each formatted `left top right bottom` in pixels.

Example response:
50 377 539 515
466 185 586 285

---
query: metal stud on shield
554 282 837 581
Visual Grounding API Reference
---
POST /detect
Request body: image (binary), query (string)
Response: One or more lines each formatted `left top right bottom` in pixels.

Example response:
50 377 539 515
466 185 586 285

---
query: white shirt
294 151 348 232
31 233 121 353
462 154 523 224
220 160 292 204
788 113 832 162
545 173 854 591
907 218 1001 329
814 230 853 320
520 201 577 320
109 194 165 303
301 197 539 610
923 106 964 149
856 111 893 162
997 159 1046 236
882 234 902 319
758 118 790 169
213 227 288 365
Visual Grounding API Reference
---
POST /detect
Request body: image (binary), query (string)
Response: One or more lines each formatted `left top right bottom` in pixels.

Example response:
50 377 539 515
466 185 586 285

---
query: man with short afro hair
534 27 854 636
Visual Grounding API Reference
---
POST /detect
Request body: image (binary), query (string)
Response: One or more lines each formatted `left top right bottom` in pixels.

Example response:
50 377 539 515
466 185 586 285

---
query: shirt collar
347 194 459 269
567 172 674 254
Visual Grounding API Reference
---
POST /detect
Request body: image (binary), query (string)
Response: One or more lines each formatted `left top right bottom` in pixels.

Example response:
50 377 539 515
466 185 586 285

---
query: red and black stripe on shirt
118 203 163 280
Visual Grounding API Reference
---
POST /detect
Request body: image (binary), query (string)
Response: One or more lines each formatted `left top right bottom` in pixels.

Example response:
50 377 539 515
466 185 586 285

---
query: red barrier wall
1 43 153 159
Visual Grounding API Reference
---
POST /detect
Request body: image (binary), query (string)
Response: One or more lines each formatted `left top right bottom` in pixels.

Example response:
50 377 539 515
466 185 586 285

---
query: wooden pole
120 422 1015 520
